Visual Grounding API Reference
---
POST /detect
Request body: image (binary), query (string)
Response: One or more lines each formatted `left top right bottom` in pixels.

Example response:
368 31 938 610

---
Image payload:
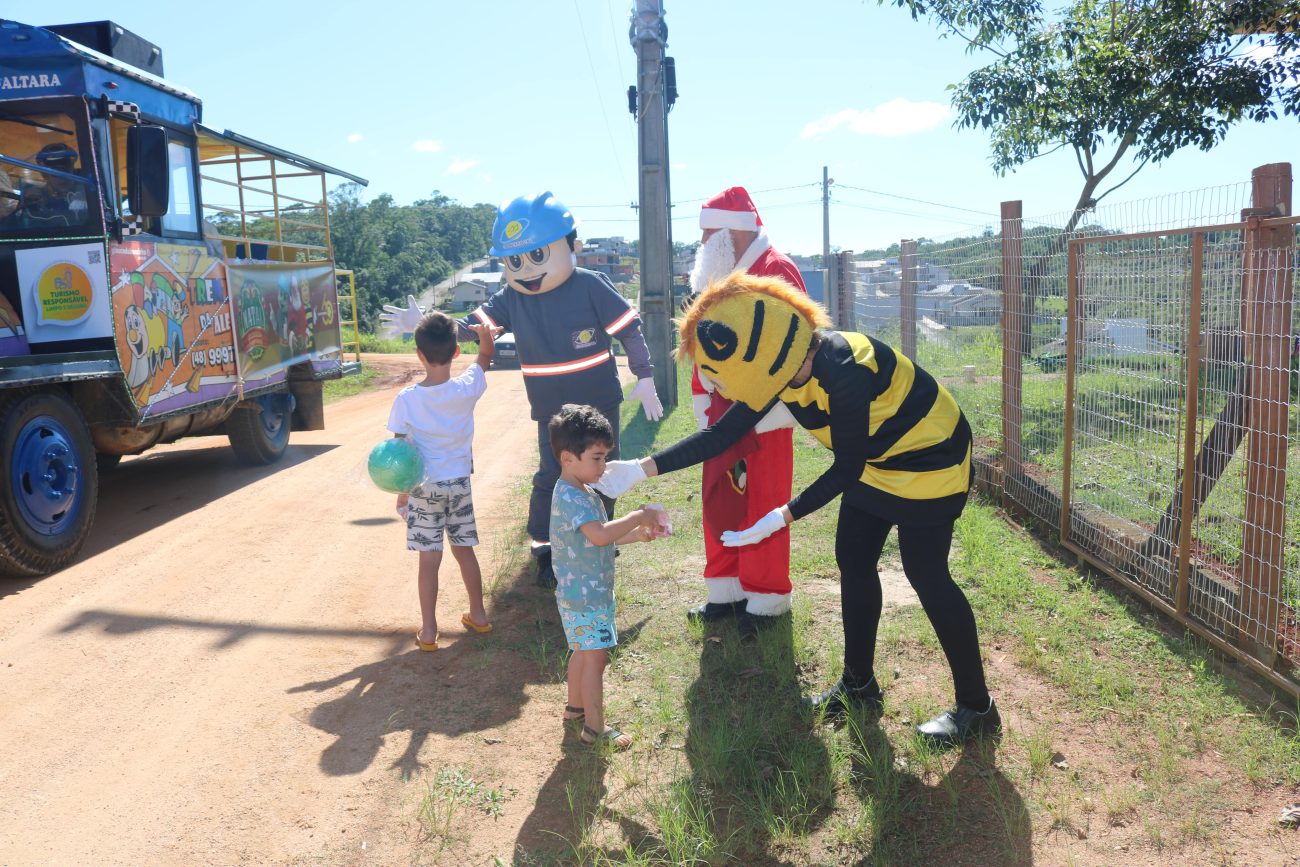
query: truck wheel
227 395 292 465
0 391 98 577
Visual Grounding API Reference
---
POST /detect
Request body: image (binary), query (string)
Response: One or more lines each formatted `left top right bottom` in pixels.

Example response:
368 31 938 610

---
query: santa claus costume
688 187 806 626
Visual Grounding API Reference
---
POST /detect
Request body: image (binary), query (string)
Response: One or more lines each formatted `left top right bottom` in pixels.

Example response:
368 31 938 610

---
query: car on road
492 332 518 368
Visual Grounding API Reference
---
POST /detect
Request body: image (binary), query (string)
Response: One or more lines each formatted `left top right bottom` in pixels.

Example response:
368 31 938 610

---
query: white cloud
446 158 478 174
346 133 363 144
412 139 443 153
800 98 952 139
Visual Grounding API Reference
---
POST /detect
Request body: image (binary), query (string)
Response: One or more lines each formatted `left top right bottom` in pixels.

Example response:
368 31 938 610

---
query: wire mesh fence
843 165 1299 694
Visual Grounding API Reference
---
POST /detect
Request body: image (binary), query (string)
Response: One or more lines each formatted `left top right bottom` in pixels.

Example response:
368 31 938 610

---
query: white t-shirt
386 363 487 483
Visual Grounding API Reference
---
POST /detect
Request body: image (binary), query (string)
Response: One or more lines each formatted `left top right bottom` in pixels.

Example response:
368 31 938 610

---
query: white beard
689 229 738 293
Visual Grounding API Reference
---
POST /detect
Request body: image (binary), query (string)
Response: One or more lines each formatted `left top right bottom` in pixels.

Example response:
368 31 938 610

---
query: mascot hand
379 295 424 338
691 394 711 431
630 377 663 422
721 508 788 548
592 459 646 498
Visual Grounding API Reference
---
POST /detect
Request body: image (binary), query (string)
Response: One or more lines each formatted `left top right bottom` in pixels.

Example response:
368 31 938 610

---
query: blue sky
8 1 1297 253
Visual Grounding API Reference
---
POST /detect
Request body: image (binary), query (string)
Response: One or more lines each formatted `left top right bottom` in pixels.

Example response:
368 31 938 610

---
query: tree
888 0 1298 227
886 0 1299 350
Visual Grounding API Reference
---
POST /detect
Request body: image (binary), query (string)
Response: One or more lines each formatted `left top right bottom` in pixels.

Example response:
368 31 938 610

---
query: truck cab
0 19 365 577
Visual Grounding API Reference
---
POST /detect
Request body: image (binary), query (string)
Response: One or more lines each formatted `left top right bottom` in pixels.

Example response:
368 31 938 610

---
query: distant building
450 272 505 310
578 238 634 282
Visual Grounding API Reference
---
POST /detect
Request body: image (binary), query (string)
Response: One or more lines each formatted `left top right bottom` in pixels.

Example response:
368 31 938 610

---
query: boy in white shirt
388 312 495 651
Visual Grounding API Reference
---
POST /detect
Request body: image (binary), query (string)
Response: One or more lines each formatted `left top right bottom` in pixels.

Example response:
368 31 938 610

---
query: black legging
836 500 989 709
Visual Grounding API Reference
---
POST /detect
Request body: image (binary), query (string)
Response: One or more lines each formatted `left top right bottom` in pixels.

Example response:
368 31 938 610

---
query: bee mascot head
677 272 831 411
490 191 579 295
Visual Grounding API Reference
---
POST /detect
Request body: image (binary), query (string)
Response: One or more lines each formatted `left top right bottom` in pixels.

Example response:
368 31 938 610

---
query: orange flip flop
416 630 439 651
461 613 492 634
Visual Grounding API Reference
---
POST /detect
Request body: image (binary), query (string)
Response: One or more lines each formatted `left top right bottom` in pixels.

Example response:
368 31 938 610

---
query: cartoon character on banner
286 275 312 356
380 192 663 587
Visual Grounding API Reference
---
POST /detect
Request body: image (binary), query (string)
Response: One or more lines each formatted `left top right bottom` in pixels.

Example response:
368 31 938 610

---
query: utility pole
630 0 676 409
822 166 836 325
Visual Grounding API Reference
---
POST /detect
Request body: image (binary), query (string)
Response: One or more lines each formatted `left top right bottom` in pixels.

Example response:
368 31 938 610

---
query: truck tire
0 390 98 577
227 395 291 465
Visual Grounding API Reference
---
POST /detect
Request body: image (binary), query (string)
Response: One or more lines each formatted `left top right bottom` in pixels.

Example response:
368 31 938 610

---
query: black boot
685 600 743 623
916 698 1001 748
736 610 784 640
533 544 556 589
803 677 884 720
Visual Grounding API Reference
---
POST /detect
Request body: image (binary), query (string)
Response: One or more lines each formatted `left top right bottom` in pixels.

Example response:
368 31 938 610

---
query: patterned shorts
559 607 618 651
406 477 478 552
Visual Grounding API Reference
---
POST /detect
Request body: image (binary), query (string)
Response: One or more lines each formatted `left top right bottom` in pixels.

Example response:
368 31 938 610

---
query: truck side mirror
126 124 169 218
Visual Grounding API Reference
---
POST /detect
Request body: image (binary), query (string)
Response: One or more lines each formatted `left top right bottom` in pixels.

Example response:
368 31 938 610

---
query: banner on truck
227 261 343 384
110 242 239 415
16 242 112 344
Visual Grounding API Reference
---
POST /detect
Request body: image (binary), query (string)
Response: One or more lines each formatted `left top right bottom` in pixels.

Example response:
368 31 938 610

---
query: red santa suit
692 189 806 617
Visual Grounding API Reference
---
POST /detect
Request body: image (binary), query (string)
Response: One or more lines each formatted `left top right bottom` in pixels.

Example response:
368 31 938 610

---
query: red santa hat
699 186 763 231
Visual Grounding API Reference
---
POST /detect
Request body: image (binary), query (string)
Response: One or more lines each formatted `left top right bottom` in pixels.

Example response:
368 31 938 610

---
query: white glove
592 459 646 498
630 377 663 422
721 507 788 548
691 393 711 431
379 295 424 338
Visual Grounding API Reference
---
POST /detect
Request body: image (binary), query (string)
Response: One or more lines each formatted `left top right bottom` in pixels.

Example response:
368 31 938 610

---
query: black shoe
685 601 743 623
803 677 884 720
736 610 783 641
533 545 556 589
916 698 1001 748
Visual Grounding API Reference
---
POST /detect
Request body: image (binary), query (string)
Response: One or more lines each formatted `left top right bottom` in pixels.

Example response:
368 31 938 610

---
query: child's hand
396 493 410 520
643 503 672 538
467 321 495 353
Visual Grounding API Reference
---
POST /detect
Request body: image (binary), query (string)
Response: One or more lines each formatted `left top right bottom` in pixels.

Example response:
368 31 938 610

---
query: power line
572 0 632 202
834 183 997 218
832 196 990 227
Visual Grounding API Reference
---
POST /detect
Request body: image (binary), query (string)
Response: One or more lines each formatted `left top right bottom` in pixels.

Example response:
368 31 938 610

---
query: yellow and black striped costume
654 330 972 524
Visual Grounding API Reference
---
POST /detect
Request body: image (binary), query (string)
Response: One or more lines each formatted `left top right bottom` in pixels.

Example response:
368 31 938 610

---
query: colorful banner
15 242 112 344
226 261 343 384
109 241 239 416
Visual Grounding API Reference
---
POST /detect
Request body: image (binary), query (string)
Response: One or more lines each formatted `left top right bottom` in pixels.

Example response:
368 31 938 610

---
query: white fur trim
734 230 771 273
754 400 796 433
692 393 712 430
744 590 792 616
700 208 759 231
705 576 745 604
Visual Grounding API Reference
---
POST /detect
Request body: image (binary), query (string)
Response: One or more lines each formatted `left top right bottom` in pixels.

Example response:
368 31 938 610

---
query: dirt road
0 354 549 864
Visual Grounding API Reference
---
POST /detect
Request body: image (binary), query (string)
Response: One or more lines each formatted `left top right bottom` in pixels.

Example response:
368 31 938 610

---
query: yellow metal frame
335 269 361 362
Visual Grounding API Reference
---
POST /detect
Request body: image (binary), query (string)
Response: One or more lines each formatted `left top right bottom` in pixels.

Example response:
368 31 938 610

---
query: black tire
0 390 99 577
227 396 291 465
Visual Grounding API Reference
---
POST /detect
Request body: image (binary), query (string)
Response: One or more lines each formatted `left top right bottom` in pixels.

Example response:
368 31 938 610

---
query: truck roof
0 19 199 126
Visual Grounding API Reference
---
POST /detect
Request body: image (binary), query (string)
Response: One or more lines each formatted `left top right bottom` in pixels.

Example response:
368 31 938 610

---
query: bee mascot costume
594 272 1000 747
382 192 662 586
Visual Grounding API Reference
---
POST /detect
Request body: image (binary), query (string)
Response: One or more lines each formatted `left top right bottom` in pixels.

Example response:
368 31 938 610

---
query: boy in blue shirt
548 404 667 750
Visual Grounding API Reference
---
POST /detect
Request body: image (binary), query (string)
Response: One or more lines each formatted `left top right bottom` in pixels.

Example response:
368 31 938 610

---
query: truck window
0 108 99 237
161 138 198 235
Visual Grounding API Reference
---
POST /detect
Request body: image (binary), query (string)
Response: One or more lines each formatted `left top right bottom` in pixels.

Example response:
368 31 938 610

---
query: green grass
461 362 1300 865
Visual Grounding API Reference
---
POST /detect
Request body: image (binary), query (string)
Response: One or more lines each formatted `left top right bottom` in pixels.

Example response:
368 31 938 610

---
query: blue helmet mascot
380 192 662 586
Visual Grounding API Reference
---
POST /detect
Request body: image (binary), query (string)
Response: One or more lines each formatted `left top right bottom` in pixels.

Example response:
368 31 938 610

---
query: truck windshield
0 109 98 236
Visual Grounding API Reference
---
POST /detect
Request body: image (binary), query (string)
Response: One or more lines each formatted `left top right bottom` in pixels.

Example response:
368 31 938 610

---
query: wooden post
836 251 854 331
1175 232 1205 616
1240 162 1294 662
1001 201 1024 508
900 240 917 361
1060 239 1081 543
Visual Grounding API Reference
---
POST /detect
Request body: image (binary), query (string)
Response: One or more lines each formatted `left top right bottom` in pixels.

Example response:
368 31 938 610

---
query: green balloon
368 438 424 493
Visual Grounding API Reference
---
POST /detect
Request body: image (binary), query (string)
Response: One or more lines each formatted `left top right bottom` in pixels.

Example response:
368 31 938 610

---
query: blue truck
0 19 365 576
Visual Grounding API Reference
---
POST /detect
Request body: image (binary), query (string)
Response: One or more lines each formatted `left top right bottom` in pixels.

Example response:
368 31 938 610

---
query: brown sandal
580 723 632 751
563 705 585 723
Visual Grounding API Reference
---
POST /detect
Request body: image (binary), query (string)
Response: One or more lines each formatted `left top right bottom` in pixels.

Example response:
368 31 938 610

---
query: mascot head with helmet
677 271 831 412
491 191 579 295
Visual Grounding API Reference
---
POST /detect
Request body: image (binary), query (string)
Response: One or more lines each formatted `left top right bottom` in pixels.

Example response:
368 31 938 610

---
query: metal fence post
1000 201 1024 508
900 240 917 361
1240 162 1294 662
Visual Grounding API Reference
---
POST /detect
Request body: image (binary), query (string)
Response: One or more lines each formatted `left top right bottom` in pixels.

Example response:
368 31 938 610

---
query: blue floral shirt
550 479 616 612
